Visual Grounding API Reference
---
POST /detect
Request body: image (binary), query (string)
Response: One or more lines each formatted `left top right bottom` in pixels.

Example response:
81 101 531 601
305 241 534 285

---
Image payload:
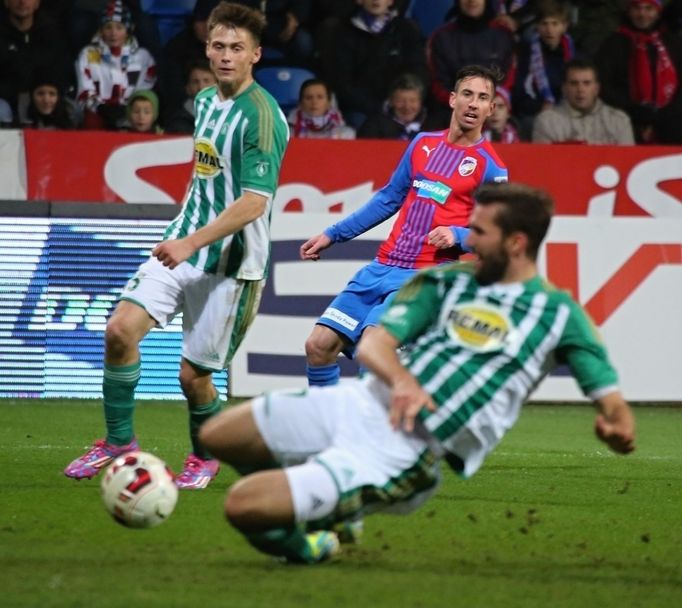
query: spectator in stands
231 0 315 67
68 0 162 64
0 98 13 127
0 0 70 122
512 0 574 140
161 0 218 127
427 0 516 119
288 78 355 139
21 70 77 130
125 89 163 134
493 0 538 40
483 86 521 142
532 58 635 144
596 0 682 144
76 0 157 130
570 1 627 59
165 60 217 134
329 0 426 129
358 72 445 139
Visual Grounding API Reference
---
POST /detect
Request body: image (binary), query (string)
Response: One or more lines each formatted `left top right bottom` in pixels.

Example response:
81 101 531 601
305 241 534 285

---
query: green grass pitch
0 399 680 608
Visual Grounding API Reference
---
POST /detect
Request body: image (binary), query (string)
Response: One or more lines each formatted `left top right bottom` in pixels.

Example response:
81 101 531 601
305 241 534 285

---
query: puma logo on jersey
422 145 436 157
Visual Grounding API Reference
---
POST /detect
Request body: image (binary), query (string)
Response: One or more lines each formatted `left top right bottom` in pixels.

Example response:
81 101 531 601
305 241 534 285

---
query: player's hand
389 373 437 433
595 414 636 454
427 226 456 249
300 233 332 261
152 238 195 269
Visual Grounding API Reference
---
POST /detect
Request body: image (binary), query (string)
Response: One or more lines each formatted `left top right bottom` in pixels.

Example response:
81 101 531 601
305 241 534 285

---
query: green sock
189 395 221 459
103 361 141 446
244 526 316 564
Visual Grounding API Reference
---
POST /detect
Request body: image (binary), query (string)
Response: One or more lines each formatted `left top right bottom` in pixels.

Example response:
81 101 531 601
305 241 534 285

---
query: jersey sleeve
240 90 289 196
380 268 443 345
324 137 419 243
555 297 619 398
479 148 509 183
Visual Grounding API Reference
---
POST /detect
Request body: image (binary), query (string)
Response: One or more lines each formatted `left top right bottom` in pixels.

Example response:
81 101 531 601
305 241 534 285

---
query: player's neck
446 125 483 146
500 258 538 284
217 75 254 101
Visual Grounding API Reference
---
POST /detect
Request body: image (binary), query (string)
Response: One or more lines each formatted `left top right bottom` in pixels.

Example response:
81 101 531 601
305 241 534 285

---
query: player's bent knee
224 478 267 531
104 318 135 355
304 327 344 364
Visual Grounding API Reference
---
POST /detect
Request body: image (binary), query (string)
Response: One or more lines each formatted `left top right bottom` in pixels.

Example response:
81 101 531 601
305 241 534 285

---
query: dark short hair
388 73 426 100
473 182 554 259
298 78 332 102
563 58 600 82
207 1 266 44
453 64 502 95
536 0 571 21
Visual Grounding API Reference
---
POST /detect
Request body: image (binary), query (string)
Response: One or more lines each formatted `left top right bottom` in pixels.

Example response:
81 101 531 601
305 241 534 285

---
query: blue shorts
317 260 416 357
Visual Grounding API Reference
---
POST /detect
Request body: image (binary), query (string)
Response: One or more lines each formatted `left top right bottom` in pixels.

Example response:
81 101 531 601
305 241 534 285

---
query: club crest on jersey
194 137 224 179
458 156 477 177
412 178 452 204
446 302 515 352
255 160 269 177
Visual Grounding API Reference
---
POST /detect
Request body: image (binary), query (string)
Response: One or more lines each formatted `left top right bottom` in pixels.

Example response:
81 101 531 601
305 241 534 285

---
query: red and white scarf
618 26 678 108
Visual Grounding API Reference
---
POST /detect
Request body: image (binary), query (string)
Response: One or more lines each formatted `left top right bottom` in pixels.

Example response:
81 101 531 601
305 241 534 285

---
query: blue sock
306 363 340 387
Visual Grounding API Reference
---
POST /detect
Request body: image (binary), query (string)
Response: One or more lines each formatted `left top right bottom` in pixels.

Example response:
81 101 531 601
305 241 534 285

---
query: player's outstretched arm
594 391 636 454
299 233 332 261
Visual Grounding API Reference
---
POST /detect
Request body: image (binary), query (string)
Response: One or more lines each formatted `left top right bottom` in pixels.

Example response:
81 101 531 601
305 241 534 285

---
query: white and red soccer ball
101 451 178 529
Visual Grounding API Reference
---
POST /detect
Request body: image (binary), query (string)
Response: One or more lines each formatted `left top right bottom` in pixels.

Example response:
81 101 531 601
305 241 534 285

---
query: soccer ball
101 451 178 529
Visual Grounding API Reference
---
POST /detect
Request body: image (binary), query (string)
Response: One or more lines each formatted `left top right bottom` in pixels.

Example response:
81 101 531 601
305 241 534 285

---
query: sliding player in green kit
199 182 636 563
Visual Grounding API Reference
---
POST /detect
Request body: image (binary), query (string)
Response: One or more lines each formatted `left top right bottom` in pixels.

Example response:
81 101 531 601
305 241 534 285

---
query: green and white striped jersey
380 262 619 477
164 82 289 279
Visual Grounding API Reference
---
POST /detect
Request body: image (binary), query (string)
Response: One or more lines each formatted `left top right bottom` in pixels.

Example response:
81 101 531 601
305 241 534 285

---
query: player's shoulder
243 83 282 114
532 276 585 310
195 85 217 102
475 138 507 167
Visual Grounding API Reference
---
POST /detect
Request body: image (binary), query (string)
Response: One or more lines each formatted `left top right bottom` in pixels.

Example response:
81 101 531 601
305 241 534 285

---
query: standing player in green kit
65 2 289 489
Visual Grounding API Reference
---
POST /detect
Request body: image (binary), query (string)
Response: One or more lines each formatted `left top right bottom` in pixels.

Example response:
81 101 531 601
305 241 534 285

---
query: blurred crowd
1 0 682 145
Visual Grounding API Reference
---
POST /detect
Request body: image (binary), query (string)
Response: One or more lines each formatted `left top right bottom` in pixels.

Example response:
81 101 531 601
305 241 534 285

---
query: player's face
628 2 660 30
450 76 494 134
563 68 600 113
186 68 216 97
390 88 422 123
32 85 58 116
129 99 155 132
466 203 511 285
537 17 568 49
300 84 331 116
206 24 261 97
101 21 128 48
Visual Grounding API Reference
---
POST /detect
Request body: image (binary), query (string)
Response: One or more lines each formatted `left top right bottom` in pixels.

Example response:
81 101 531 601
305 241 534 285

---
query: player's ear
507 231 527 256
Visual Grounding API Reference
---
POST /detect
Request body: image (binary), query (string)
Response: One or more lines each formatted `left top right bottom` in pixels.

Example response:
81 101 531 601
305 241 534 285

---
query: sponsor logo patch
446 302 516 352
412 178 452 204
321 307 359 331
194 137 223 179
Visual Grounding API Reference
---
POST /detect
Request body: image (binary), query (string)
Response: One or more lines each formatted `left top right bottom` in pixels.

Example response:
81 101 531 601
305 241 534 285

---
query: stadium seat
254 66 316 113
405 0 452 38
141 0 197 46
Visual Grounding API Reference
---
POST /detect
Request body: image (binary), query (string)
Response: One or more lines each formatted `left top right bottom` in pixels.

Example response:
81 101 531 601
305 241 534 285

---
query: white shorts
251 378 441 522
120 257 263 371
